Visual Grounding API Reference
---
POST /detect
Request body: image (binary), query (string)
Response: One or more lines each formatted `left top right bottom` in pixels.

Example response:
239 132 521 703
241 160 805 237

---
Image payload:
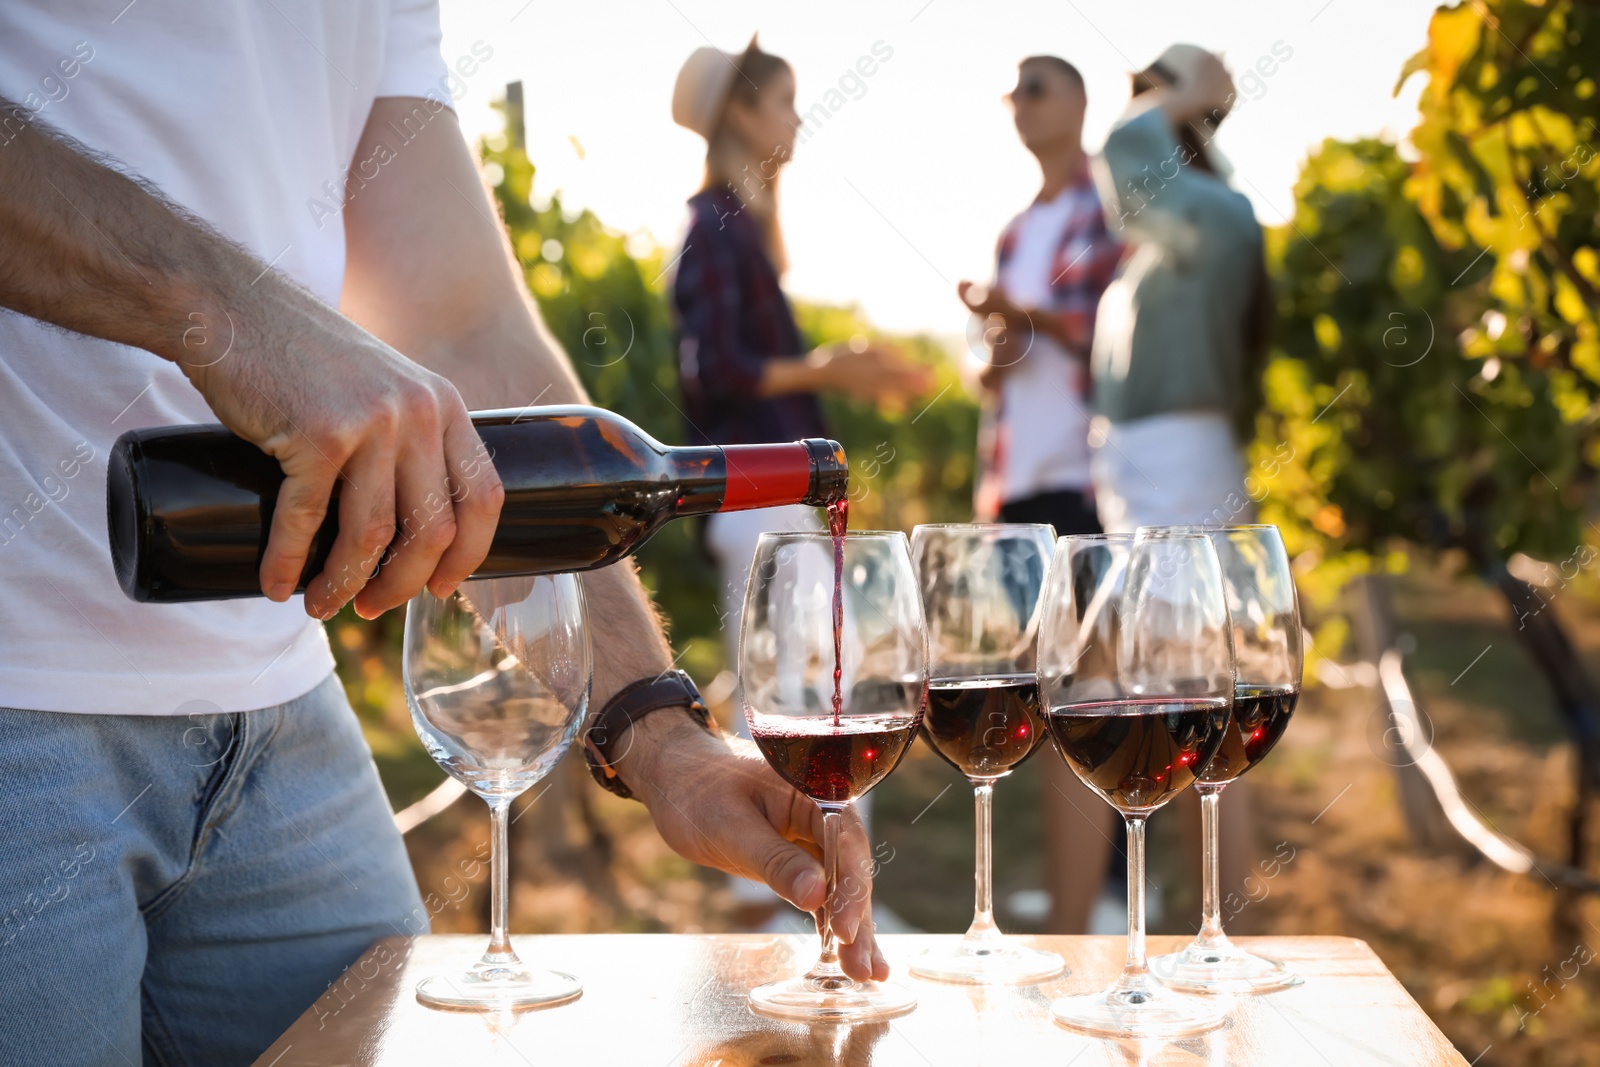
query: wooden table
254 934 1467 1066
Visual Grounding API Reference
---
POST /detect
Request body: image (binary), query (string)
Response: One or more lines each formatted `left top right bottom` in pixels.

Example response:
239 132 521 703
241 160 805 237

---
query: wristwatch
582 669 714 800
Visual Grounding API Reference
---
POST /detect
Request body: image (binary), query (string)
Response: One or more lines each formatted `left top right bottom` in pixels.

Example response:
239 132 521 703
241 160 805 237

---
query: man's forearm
1 98 515 617
0 97 268 367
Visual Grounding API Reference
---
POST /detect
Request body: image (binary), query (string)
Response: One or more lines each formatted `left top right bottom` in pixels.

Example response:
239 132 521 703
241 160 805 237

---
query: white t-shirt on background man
0 0 454 714
991 189 1095 504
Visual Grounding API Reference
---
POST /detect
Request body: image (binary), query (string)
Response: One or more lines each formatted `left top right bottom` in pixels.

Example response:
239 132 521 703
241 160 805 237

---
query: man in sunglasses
960 56 1119 535
957 55 1123 934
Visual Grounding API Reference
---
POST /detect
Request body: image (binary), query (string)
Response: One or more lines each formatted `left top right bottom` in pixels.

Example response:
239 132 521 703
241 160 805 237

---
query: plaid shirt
993 174 1122 359
672 188 827 447
975 174 1123 520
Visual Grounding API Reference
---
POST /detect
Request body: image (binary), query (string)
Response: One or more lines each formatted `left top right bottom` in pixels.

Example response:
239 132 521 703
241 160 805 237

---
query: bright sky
439 0 1441 336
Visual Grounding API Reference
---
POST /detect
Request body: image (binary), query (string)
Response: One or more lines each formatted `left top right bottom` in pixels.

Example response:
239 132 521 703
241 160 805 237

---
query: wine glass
740 530 927 1021
1150 524 1304 994
1038 531 1233 1038
907 523 1065 985
404 574 592 1010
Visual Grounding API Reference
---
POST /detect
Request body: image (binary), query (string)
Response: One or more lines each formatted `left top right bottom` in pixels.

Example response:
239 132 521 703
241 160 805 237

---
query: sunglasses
1005 78 1049 104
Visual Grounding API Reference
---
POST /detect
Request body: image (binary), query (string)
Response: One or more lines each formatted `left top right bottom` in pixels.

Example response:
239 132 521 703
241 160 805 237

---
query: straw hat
672 34 758 140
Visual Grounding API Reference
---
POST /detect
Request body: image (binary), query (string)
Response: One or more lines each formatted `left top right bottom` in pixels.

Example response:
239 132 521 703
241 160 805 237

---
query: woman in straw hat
669 37 928 932
670 38 929 703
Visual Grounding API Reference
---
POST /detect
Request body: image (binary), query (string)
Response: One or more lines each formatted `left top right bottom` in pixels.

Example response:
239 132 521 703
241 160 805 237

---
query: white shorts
1090 411 1252 534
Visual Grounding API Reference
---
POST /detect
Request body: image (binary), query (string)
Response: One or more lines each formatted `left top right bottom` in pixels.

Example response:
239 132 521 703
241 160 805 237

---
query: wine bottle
107 405 847 603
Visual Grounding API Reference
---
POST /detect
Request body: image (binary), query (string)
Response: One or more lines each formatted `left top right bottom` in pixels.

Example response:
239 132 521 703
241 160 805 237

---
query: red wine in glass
1197 684 1299 785
752 714 919 806
922 675 1047 779
1045 697 1229 812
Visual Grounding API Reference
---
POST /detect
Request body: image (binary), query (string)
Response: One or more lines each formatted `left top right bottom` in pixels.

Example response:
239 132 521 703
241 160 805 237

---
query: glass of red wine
404 575 592 1010
1039 531 1234 1038
906 523 1065 985
741 529 927 1021
1150 524 1303 994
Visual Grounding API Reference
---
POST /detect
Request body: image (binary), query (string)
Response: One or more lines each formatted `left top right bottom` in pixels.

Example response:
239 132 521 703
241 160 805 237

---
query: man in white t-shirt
957 55 1123 935
961 56 1121 534
0 5 886 1061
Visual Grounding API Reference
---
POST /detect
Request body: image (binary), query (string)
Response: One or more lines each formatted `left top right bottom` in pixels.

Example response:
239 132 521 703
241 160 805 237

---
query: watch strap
582 669 712 800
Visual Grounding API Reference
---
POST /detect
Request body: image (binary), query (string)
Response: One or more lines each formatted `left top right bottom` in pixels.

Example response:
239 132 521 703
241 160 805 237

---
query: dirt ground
363 565 1600 1067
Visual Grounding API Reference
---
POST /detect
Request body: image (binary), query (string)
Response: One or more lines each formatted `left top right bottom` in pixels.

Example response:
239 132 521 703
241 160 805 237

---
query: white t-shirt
991 191 1094 502
0 0 451 714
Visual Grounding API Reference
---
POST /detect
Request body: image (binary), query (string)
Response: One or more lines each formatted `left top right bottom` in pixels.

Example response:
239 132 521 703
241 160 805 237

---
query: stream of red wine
826 498 848 727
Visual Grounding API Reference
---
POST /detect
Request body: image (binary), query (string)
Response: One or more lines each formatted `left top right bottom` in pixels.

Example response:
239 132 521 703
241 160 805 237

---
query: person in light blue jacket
1088 43 1272 534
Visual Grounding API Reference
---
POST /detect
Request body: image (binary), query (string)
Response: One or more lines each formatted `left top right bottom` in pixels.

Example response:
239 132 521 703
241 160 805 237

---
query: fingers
258 446 340 602
705 765 880 968
754 818 829 915
425 406 505 598
214 314 498 617
777 799 883 983
350 398 457 618
636 738 891 982
828 804 885 982
829 804 873 949
838 918 889 982
301 382 495 619
302 443 396 619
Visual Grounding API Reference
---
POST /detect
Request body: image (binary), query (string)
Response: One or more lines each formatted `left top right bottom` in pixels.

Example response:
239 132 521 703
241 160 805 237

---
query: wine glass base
1050 981 1227 1039
749 973 917 1022
1151 942 1303 995
909 940 1066 985
416 965 582 1012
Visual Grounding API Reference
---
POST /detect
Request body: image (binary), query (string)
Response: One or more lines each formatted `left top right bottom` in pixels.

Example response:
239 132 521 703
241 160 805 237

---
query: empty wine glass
404 574 591 1010
907 523 1065 985
1038 531 1233 1038
741 530 927 1021
1150 524 1304 994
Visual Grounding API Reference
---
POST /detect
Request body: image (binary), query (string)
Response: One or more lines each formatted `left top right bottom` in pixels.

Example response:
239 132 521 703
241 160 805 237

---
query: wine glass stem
1198 783 1228 945
966 781 1000 941
806 806 845 980
483 796 519 966
1122 814 1149 980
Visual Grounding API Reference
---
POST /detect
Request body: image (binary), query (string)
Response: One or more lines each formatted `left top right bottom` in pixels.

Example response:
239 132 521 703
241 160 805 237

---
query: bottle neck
721 443 815 512
669 440 848 516
669 446 727 516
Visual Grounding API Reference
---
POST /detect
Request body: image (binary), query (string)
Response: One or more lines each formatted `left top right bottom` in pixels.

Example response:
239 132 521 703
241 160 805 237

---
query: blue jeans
0 673 425 1066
